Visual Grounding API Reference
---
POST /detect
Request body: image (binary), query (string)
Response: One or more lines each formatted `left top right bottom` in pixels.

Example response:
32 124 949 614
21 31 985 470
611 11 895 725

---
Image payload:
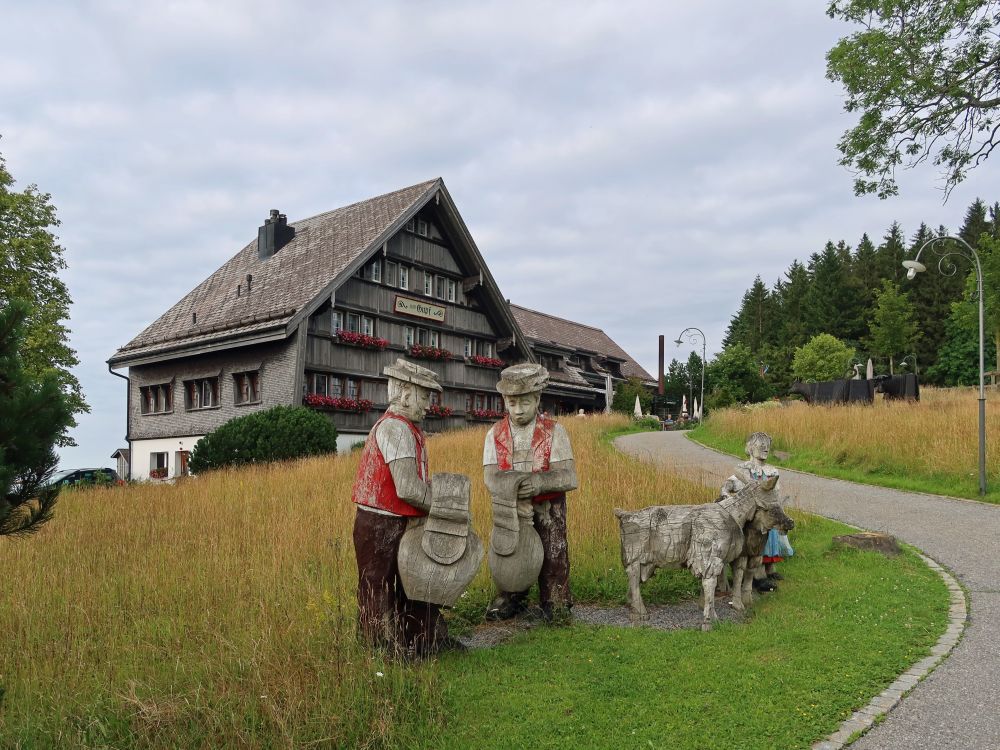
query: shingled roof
109 179 441 365
509 304 653 382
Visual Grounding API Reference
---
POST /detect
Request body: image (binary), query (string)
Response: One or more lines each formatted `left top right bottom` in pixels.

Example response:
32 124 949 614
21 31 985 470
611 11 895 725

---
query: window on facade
474 340 494 357
332 310 344 333
447 279 457 302
330 377 343 397
233 371 261 405
369 260 382 283
314 373 328 397
423 271 433 296
417 328 428 346
417 218 429 236
464 338 472 357
429 390 440 406
405 326 415 347
347 312 361 333
385 261 397 287
406 218 415 232
399 265 409 289
429 330 440 348
436 275 446 299
150 452 168 472
362 316 374 336
139 382 173 415
346 378 358 399
185 377 219 410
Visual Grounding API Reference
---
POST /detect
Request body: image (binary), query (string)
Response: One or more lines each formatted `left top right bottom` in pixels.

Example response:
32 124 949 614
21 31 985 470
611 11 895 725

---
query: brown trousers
499 496 572 609
352 508 445 655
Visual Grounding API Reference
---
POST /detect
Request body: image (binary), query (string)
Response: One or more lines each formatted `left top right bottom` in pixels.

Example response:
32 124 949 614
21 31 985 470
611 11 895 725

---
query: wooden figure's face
503 392 541 426
393 381 431 422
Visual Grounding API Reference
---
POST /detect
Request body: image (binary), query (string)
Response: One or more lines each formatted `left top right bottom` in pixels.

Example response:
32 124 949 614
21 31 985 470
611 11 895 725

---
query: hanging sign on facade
394 295 446 322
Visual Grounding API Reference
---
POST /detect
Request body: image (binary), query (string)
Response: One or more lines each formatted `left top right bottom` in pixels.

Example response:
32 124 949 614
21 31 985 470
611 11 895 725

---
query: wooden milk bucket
398 473 483 607
488 492 544 592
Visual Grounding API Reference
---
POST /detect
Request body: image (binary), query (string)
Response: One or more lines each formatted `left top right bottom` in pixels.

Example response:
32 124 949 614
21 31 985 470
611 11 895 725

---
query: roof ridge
509 303 606 333
292 178 440 226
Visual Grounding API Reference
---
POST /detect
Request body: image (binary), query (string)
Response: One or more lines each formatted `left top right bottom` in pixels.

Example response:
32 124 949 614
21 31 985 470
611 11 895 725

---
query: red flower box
149 467 168 480
469 355 504 368
469 408 505 420
337 331 389 350
304 394 374 413
427 404 453 418
408 344 452 361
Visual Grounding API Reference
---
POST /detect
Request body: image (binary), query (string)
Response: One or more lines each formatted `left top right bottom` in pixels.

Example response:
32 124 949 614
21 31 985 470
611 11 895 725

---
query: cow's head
751 501 794 534
750 474 779 507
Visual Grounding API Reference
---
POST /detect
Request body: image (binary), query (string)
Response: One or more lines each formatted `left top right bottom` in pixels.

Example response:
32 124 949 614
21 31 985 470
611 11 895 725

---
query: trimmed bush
189 406 338 474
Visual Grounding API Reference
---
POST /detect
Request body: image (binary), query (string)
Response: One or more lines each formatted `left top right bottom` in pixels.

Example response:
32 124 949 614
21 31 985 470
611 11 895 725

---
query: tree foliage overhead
0 147 87 445
189 405 338 474
827 0 1000 199
0 301 72 537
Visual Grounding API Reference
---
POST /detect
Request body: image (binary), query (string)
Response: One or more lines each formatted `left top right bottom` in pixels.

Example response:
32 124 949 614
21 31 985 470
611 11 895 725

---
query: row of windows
328 308 494 357
359 258 458 303
308 372 365 399
139 371 260 415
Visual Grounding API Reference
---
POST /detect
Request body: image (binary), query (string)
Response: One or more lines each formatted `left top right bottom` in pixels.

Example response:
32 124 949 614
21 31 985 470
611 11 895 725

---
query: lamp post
674 327 706 421
898 354 917 376
903 235 986 495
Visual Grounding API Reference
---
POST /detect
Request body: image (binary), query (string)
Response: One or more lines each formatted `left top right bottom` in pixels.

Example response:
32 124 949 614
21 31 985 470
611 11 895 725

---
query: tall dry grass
0 414 711 747
703 387 1000 495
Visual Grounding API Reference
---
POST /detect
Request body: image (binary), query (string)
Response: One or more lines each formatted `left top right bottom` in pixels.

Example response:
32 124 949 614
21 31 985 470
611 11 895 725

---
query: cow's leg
742 555 760 608
625 562 648 623
701 575 716 632
716 562 731 593
729 557 747 612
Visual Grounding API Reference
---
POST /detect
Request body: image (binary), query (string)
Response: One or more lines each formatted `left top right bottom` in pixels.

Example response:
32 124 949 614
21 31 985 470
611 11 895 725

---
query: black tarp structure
790 375 916 404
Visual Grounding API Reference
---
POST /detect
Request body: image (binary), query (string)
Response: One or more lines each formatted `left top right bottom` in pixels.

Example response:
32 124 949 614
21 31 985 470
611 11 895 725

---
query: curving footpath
615 431 1000 750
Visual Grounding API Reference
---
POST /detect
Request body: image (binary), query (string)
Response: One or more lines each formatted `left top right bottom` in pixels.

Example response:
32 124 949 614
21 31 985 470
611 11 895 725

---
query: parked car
46 468 122 488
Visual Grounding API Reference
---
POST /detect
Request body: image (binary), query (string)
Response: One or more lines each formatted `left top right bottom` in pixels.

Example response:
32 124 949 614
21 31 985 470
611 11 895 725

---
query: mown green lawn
396 515 949 750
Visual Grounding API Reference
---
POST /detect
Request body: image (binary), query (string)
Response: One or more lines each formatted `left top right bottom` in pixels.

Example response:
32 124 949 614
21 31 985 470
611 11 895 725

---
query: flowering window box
468 408 505 421
336 331 389 350
149 467 168 480
427 404 454 418
304 394 374 413
468 355 504 369
408 344 452 361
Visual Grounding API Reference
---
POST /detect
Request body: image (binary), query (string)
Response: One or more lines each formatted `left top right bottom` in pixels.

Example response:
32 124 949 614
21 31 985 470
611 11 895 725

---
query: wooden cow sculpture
613 476 793 631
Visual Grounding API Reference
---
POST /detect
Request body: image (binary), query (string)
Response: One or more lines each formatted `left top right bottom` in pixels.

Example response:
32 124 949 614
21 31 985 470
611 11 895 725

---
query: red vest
493 415 564 503
352 413 428 517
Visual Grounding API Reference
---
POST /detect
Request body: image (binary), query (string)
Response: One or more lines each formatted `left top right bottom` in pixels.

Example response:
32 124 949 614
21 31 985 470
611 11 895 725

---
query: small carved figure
484 363 578 622
613 476 793 631
351 359 465 656
720 432 793 594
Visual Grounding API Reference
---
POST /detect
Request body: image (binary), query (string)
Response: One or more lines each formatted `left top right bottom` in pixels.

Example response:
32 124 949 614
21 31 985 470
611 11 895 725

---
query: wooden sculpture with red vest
351 358 465 656
484 363 578 622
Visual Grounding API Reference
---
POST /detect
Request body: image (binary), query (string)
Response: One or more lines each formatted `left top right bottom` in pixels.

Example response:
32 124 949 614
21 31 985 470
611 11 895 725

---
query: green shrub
189 406 338 474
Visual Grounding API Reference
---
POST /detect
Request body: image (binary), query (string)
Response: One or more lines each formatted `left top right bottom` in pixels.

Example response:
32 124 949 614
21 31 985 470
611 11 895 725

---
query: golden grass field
702 386 1000 495
0 414 717 747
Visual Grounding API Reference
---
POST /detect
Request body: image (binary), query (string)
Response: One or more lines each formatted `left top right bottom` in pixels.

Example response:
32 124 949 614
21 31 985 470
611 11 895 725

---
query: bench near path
615 430 1000 750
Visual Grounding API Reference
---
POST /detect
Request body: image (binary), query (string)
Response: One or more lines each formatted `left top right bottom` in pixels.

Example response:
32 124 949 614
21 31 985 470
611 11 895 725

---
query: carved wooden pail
488 517 543 593
398 473 484 607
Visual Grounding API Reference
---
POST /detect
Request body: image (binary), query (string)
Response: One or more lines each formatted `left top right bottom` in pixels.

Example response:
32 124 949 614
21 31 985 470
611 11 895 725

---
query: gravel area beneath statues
458 599 747 650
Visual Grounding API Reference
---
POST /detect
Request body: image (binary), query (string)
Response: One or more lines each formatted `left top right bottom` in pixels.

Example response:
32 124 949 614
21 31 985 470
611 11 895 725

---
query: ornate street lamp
674 327 706 421
903 235 986 495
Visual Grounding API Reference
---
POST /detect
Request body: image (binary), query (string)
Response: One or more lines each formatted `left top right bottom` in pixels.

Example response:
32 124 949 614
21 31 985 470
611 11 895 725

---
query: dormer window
185 376 219 410
140 382 173 415
417 218 429 236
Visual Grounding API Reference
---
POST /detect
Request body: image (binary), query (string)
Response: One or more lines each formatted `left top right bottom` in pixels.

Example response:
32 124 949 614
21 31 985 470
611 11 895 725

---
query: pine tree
775 261 811 348
723 276 774 353
874 222 908 286
804 242 863 344
0 301 73 536
851 233 881 313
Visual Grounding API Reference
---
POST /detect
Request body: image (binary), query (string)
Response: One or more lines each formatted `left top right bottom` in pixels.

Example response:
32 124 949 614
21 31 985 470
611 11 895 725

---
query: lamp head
902 260 926 280
673 338 683 346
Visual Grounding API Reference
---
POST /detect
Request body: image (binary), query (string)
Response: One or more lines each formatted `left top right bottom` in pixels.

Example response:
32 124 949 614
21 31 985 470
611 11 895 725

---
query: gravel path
615 430 1000 750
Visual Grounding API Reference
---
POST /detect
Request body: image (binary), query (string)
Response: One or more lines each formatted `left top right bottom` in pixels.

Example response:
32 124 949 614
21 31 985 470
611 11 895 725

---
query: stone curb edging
811 554 968 750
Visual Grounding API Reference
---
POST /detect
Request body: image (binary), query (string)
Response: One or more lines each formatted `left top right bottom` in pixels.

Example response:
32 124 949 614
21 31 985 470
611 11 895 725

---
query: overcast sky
4 1 1000 470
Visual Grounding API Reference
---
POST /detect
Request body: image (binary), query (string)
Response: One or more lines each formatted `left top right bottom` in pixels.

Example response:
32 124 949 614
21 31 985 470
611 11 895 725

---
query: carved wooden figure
613 476 793 631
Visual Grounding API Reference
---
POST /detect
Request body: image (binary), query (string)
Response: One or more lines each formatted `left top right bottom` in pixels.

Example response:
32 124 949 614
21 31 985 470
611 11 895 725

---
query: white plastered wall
131 436 205 481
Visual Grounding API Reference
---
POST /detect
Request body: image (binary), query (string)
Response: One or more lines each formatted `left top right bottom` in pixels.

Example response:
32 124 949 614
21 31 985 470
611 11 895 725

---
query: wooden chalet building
108 179 653 480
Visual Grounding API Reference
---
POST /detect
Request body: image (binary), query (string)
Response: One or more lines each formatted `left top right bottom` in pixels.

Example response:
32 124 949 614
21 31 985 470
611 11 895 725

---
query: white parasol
682 395 688 416
694 397 701 420
866 358 874 380
633 395 643 418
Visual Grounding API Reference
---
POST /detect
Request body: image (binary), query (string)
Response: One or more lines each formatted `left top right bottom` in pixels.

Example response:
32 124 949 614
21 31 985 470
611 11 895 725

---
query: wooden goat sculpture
613 475 792 631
